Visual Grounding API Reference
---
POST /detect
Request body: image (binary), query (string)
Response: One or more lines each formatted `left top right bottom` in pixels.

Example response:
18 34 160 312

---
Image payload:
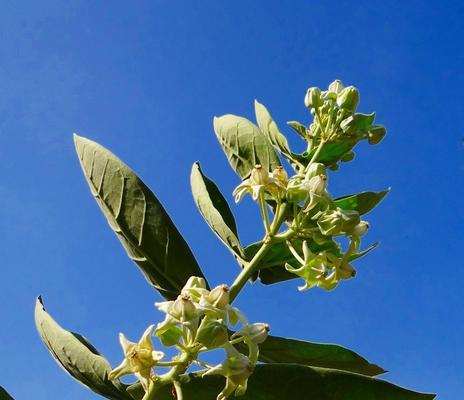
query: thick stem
229 239 273 302
173 380 183 400
258 191 271 234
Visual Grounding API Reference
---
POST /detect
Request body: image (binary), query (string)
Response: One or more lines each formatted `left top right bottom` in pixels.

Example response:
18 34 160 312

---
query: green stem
258 191 271 234
143 353 192 400
230 204 293 302
229 239 273 303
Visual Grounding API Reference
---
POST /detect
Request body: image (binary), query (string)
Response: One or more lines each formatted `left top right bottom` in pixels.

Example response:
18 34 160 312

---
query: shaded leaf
247 335 385 376
143 364 435 400
34 297 132 400
213 114 281 179
74 134 207 300
0 386 14 400
244 239 338 285
334 189 390 216
190 162 243 257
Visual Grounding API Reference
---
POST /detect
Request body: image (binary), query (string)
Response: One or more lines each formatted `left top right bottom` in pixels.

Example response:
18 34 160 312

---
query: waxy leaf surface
34 297 133 400
214 114 281 179
0 387 14 400
74 134 207 299
334 190 390 215
251 335 385 376
190 162 242 257
145 364 435 400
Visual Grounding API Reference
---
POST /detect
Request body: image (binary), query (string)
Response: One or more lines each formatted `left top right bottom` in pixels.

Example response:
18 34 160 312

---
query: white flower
109 325 164 392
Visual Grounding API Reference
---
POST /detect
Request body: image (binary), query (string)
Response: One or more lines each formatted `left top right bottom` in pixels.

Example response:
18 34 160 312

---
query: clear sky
1 1 462 399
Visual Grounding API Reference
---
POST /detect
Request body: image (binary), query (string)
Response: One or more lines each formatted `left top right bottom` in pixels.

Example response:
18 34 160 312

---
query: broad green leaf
304 141 355 166
247 335 385 376
244 239 338 284
334 189 390 215
255 100 291 156
0 386 14 400
34 297 132 400
190 162 243 257
74 134 207 300
138 364 435 400
287 120 307 139
213 114 281 179
255 100 306 168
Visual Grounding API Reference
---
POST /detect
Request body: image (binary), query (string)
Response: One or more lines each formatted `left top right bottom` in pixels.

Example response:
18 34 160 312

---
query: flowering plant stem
230 203 293 302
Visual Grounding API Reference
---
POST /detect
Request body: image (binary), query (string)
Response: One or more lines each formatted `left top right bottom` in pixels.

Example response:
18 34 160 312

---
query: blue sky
0 1 462 398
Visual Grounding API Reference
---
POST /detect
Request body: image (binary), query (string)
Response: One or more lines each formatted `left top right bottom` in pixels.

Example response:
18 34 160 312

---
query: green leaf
190 162 243 257
34 297 132 400
334 189 390 216
142 364 435 400
287 120 307 139
248 335 385 376
74 134 208 300
255 100 291 155
244 239 338 285
354 112 376 130
255 101 307 168
304 141 355 166
350 242 379 262
0 386 15 400
213 114 281 179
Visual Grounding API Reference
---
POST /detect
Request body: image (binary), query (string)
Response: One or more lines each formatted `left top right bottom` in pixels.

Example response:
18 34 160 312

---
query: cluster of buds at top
109 277 269 399
303 80 386 161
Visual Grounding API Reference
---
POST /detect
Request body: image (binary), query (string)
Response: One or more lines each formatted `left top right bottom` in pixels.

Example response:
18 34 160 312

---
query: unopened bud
328 79 344 94
170 294 197 321
233 323 270 345
208 285 230 309
337 86 360 112
196 317 228 349
272 166 288 185
340 115 357 135
352 221 369 237
367 125 387 145
250 164 270 185
304 162 326 180
338 262 357 279
307 174 327 195
304 87 324 109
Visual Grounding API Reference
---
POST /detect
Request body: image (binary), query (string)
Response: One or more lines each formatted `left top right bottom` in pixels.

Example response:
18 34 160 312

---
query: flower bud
232 323 270 345
328 79 344 94
272 166 288 185
304 162 326 180
340 115 357 135
307 174 327 196
207 284 230 309
367 125 387 145
304 87 324 109
182 276 207 302
352 220 369 237
169 294 198 322
337 86 360 112
196 317 229 349
250 164 270 185
338 262 356 279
